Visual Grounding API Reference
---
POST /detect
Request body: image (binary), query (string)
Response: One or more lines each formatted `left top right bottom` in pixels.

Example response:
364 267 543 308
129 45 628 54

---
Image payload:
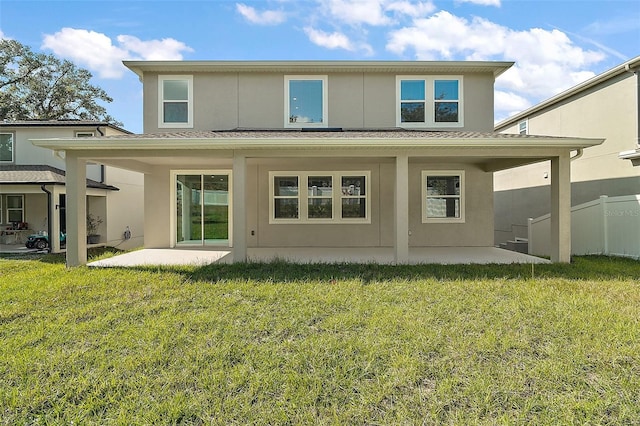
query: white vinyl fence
529 195 640 259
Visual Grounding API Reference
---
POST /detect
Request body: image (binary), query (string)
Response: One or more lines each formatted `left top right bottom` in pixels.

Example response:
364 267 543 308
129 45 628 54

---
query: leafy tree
0 39 121 125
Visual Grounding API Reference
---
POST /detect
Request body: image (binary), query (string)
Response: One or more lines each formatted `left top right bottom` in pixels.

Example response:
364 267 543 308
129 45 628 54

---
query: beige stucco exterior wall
104 166 145 249
142 71 497 133
494 71 639 244
363 74 396 128
409 162 494 247
25 193 48 232
144 168 171 248
144 158 494 249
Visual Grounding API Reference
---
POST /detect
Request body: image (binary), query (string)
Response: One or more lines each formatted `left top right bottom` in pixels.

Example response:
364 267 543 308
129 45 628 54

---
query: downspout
40 185 52 253
570 148 583 161
96 126 105 183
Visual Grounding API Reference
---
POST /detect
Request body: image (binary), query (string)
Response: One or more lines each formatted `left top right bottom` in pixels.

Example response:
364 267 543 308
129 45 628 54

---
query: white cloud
304 27 355 50
236 3 286 25
116 35 192 60
457 0 500 6
304 26 374 54
318 0 435 25
386 1 436 17
387 12 508 59
494 90 530 115
0 29 7 40
321 0 391 26
41 28 193 79
386 11 605 114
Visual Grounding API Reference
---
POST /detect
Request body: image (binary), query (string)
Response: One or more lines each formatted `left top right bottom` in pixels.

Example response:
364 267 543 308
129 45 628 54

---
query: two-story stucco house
0 120 144 252
494 56 639 256
31 61 602 266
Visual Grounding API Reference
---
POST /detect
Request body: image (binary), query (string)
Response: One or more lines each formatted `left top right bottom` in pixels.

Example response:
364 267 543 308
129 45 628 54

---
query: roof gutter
31 136 604 151
571 148 584 161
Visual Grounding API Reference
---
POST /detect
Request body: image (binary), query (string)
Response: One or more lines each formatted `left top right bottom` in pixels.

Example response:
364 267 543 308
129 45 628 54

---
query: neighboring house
494 56 640 254
0 120 144 252
31 61 601 266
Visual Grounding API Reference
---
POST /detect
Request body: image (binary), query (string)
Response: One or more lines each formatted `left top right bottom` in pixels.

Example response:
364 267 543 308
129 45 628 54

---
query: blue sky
1 0 639 133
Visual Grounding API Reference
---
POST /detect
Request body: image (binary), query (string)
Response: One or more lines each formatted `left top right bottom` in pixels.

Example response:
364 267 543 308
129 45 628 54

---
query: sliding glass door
176 173 229 246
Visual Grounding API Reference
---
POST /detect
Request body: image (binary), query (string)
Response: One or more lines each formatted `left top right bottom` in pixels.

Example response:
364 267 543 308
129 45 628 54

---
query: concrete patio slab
87 246 549 268
88 248 233 267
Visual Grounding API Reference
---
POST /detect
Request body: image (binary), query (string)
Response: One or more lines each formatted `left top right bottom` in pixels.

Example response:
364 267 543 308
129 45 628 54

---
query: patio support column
550 152 571 263
49 186 61 253
65 151 87 266
232 153 247 262
395 154 409 264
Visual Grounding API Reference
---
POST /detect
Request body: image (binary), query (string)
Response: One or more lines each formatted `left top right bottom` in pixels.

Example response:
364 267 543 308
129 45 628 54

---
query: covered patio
32 130 603 267
87 246 549 267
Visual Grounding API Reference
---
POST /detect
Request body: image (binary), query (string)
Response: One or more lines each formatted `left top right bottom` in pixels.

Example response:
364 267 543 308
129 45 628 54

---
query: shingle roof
30 128 604 152
0 165 119 190
94 129 576 140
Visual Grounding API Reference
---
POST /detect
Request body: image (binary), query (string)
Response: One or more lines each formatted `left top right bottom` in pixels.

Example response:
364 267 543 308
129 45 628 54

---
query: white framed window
422 171 465 223
519 120 528 135
75 131 95 137
1 133 14 163
159 75 193 128
284 75 328 128
308 175 333 219
273 176 300 220
270 171 370 223
6 194 24 223
340 175 367 220
397 76 463 128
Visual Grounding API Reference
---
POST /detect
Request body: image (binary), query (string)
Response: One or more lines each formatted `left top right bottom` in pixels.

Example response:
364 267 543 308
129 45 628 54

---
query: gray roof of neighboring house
495 55 640 131
0 120 132 134
0 165 119 190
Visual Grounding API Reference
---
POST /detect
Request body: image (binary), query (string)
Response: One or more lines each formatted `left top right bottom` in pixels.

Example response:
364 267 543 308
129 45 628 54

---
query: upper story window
397 76 463 128
285 76 327 128
422 170 465 223
519 120 528 135
0 133 14 163
159 75 193 128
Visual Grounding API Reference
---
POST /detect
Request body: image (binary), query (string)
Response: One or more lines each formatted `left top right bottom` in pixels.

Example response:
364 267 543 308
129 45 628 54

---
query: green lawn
1 253 639 424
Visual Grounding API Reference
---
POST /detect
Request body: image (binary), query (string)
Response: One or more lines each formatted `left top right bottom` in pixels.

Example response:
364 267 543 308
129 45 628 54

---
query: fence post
600 195 609 255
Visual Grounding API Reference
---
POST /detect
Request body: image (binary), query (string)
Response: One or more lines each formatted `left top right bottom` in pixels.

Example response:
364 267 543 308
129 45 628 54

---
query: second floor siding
141 69 499 133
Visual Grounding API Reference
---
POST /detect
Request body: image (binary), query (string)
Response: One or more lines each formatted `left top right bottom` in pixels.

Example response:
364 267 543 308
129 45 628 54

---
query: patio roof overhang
31 130 604 174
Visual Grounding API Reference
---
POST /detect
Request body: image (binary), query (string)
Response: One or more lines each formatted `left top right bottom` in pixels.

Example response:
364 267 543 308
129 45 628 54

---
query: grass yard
1 253 640 424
